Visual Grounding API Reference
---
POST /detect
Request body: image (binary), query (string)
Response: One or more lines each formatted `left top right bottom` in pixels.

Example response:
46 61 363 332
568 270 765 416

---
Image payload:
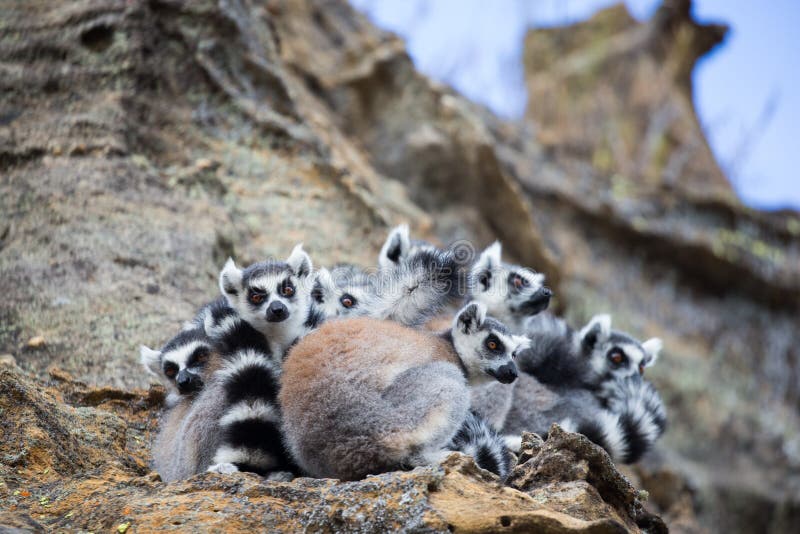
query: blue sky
350 0 799 210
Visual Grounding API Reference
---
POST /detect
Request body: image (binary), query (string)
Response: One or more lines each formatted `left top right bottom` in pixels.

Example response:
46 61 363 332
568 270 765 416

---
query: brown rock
0 368 658 532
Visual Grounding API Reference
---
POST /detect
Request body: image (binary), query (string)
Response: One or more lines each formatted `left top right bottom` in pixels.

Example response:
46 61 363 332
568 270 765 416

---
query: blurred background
1 0 798 532
352 0 800 210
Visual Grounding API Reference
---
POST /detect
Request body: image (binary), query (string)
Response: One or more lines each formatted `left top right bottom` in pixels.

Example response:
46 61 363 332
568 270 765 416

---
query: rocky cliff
1 0 798 532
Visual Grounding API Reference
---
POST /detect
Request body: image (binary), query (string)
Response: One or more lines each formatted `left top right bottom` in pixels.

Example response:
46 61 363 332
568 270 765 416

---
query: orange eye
282 285 295 297
513 276 523 288
488 341 497 350
610 352 624 364
164 364 178 378
340 295 354 308
638 363 645 375
249 293 265 305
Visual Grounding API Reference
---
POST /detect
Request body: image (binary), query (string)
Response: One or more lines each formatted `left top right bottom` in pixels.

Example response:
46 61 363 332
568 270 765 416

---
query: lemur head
377 224 467 326
451 302 530 386
470 242 552 332
219 244 315 338
578 314 662 379
140 328 212 398
312 264 379 320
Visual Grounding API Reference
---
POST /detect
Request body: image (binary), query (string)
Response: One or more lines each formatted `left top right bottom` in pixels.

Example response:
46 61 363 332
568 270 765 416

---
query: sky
350 0 799 210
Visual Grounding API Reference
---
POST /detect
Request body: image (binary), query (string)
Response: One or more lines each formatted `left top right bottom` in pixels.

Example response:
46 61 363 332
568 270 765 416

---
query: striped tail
205 312 297 475
568 378 666 464
449 411 514 479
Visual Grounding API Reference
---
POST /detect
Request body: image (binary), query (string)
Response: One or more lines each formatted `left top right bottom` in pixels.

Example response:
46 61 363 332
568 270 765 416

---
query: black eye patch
607 348 627 367
248 288 267 306
279 279 296 298
188 346 210 368
484 334 504 354
163 361 179 379
507 272 530 293
340 293 357 308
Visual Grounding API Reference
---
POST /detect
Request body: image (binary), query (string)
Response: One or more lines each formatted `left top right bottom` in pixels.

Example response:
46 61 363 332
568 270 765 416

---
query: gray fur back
152 377 226 482
283 360 470 480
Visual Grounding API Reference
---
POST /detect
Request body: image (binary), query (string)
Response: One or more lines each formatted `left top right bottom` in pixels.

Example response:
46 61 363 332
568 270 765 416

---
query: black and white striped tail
569 378 667 464
206 311 297 475
449 411 514 479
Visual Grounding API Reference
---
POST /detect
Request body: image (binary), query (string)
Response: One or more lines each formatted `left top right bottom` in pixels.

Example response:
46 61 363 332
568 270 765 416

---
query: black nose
492 362 518 384
521 287 552 314
266 301 289 322
176 370 202 394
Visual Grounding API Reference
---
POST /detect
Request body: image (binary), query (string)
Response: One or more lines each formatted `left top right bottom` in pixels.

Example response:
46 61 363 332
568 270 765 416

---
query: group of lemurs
141 225 666 482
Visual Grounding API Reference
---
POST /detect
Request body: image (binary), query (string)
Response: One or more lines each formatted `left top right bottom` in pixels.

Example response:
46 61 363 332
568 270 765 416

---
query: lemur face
470 242 552 331
140 329 212 397
579 314 662 379
219 245 314 334
452 302 530 385
312 265 378 320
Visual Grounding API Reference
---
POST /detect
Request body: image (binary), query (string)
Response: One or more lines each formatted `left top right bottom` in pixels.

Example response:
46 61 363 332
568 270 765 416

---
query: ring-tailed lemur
150 246 321 481
312 264 382 320
471 313 667 464
376 225 467 327
518 313 661 405
380 228 553 332
469 242 553 333
477 371 667 464
313 252 465 328
218 244 323 359
279 302 529 481
140 327 215 407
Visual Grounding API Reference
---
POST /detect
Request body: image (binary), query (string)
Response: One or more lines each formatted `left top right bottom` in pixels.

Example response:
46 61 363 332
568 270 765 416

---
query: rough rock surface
1 0 798 532
1 366 661 532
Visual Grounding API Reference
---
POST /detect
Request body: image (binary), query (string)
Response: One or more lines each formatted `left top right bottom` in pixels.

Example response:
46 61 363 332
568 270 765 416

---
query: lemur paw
207 462 239 475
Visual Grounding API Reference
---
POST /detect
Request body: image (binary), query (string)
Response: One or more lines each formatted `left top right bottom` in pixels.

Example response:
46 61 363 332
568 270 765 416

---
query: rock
0 367 659 532
25 336 45 349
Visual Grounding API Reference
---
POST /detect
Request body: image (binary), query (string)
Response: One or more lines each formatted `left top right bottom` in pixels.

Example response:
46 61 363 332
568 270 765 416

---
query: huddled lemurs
140 224 667 483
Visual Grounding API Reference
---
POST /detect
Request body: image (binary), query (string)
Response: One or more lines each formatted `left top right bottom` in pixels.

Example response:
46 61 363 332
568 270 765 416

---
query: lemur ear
312 267 335 303
219 257 243 301
455 301 487 334
642 338 662 367
379 224 410 269
579 314 611 352
471 242 501 291
287 244 312 278
140 345 162 377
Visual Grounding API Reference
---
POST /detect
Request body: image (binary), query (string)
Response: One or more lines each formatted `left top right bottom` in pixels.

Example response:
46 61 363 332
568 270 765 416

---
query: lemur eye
513 274 529 289
249 292 265 305
280 280 296 297
163 363 178 379
609 351 625 365
340 294 356 308
638 363 645 375
484 335 502 352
